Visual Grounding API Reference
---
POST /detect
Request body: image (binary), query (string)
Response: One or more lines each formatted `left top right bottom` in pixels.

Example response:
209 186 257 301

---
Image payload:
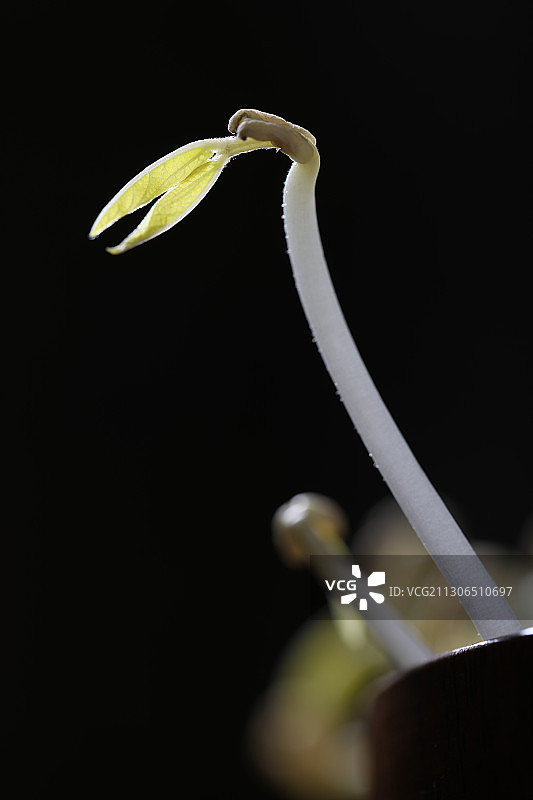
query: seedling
90 109 521 642
272 492 433 669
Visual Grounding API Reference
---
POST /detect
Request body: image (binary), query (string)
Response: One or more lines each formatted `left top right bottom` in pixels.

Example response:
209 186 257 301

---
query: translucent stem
282 151 520 640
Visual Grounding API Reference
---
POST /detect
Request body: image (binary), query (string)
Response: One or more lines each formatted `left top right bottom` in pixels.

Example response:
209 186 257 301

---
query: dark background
8 1 532 797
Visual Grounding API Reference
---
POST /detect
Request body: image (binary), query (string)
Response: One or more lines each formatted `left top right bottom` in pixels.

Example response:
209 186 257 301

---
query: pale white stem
282 151 520 640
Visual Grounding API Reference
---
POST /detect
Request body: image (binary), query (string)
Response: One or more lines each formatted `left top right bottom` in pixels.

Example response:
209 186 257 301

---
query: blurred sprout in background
246 498 533 800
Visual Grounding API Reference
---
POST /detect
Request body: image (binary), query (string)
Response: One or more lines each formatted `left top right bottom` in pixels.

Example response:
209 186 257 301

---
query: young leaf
104 157 225 254
89 140 224 248
89 134 274 254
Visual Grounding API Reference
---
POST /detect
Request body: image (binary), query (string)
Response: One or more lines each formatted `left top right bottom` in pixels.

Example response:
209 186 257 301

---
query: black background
8 2 532 798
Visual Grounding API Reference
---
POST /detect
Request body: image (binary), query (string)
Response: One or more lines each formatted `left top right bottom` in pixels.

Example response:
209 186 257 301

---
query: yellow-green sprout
89 110 315 254
88 137 265 254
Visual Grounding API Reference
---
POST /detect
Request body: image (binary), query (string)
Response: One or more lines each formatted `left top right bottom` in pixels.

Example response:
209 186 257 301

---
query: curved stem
282 151 520 640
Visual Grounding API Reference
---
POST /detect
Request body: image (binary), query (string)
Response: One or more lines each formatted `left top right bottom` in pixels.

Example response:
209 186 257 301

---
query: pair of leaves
89 136 273 254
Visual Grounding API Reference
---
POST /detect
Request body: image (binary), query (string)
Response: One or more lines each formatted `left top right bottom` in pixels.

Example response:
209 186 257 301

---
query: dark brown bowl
370 627 533 799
